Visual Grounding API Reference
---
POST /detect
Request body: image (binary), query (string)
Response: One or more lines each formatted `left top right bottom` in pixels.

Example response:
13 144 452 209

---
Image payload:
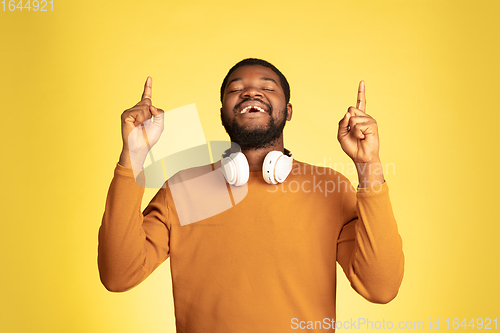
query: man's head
220 58 291 104
220 58 292 150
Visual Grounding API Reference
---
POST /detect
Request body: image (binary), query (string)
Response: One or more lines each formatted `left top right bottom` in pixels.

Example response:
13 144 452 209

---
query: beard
221 100 288 150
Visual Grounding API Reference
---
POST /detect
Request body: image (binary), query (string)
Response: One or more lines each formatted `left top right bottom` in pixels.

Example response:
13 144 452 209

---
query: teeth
240 105 266 114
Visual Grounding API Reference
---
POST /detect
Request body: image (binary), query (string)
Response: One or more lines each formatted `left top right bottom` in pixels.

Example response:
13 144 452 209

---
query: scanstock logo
129 103 248 226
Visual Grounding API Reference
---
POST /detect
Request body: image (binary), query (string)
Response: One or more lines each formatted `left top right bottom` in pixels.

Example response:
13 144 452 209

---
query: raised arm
98 77 169 292
336 81 404 303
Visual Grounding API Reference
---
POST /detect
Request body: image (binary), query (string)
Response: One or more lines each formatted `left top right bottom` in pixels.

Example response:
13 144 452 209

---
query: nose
242 86 263 99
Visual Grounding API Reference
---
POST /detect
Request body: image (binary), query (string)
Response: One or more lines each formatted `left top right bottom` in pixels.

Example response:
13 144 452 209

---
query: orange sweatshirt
98 159 404 332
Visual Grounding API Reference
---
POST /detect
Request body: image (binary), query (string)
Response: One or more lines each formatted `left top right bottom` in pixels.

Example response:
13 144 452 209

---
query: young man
99 58 404 332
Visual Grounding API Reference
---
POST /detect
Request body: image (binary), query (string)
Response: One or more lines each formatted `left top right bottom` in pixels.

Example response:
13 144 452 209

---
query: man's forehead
227 65 281 86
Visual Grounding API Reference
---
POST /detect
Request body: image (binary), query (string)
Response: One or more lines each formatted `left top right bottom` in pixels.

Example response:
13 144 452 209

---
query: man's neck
241 136 285 172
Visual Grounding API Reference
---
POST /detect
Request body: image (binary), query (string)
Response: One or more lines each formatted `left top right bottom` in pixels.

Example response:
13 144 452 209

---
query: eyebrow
227 77 280 87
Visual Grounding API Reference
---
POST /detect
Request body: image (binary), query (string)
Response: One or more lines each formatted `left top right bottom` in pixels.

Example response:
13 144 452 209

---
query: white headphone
221 148 293 186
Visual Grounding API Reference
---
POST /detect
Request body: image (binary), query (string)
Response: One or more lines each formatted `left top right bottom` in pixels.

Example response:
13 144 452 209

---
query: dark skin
220 65 293 172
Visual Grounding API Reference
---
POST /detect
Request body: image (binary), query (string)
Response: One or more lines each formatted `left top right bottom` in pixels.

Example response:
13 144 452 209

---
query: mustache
233 98 272 115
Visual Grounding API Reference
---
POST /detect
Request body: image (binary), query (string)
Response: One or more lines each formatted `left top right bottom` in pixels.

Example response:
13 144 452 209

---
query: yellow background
1 0 499 332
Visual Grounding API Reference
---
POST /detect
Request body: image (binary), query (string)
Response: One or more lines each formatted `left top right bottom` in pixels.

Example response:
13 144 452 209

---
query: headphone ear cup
262 151 293 185
221 152 249 186
221 156 236 184
274 153 293 183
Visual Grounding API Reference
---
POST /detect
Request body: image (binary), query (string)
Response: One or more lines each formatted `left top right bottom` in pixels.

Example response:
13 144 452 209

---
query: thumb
150 105 164 126
150 105 165 117
337 112 351 141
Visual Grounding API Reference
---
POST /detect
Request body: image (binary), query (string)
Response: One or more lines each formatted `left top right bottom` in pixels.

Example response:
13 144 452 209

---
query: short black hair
220 58 291 104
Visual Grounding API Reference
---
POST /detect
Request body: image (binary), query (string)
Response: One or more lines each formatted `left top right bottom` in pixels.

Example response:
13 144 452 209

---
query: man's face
220 65 293 149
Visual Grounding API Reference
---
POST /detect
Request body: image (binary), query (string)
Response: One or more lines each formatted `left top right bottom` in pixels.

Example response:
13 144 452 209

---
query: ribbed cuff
357 181 389 196
115 162 136 178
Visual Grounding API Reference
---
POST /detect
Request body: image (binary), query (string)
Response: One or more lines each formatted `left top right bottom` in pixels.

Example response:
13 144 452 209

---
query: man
98 58 404 332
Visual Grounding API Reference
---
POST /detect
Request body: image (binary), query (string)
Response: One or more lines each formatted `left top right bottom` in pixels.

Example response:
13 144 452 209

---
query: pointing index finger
356 80 366 112
141 76 153 101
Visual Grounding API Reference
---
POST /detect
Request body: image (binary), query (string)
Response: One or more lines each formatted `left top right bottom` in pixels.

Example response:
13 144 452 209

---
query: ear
286 103 293 121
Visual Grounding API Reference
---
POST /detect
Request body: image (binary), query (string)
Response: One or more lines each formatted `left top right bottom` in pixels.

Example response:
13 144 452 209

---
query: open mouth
240 105 267 114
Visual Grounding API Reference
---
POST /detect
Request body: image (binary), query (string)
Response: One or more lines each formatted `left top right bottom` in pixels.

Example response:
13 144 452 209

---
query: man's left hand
337 81 380 164
338 81 385 188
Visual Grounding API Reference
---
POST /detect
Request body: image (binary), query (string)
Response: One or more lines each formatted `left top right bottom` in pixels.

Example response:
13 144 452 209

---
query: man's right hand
119 77 164 169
